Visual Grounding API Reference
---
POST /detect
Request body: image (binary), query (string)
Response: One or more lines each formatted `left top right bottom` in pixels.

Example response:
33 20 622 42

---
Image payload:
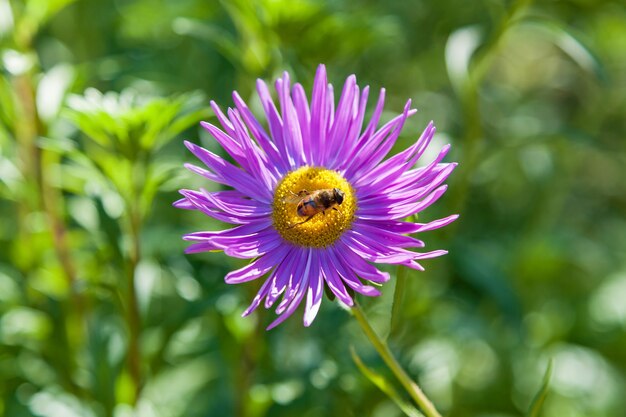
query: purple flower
175 65 457 329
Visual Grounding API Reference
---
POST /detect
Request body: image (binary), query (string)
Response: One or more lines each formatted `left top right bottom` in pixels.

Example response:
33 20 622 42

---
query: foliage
1 0 625 416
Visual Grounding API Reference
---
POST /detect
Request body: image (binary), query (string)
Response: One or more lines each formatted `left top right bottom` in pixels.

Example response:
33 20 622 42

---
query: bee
283 188 345 228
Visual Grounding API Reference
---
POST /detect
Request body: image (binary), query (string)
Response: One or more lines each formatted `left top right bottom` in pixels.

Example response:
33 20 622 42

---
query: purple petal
225 244 290 284
343 102 416 178
360 162 455 208
276 73 305 168
339 232 440 271
350 220 425 248
357 185 449 220
354 122 437 190
359 145 455 199
413 249 449 259
360 88 385 142
349 100 415 179
183 220 270 241
184 162 221 183
321 83 335 165
265 247 304 309
326 246 381 297
256 78 290 167
184 141 272 202
326 75 356 166
303 250 323 327
231 91 288 174
309 64 329 166
184 242 220 254
267 249 312 330
209 100 236 137
339 230 417 265
222 229 283 259
357 214 459 235
184 224 275 255
197 189 271 216
173 197 194 210
382 160 456 196
242 273 275 317
412 214 459 232
337 248 391 284
337 86 370 163
319 250 354 306
185 231 278 256
276 249 310 314
292 83 312 164
227 108 278 189
200 121 245 164
179 189 269 224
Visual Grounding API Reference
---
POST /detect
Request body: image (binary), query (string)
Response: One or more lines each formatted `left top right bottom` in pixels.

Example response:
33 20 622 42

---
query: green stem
352 302 442 417
389 265 408 338
125 204 142 404
448 0 535 218
13 60 85 396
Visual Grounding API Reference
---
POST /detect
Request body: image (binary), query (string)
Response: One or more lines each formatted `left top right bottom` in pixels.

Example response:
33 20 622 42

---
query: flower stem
126 206 142 405
389 265 408 338
352 302 442 417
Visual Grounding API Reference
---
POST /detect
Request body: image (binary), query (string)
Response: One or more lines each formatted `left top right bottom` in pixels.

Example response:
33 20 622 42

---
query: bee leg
332 207 339 211
286 214 316 229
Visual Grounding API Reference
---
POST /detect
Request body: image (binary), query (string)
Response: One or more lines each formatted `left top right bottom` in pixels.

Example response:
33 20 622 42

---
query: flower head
175 65 457 329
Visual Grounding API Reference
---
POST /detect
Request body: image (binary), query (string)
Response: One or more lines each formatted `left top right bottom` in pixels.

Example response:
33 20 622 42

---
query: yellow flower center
272 166 357 247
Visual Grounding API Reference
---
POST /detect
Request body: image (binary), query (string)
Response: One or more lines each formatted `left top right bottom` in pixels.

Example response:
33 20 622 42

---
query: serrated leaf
66 90 207 157
528 359 553 417
350 346 424 417
37 136 77 154
159 107 211 147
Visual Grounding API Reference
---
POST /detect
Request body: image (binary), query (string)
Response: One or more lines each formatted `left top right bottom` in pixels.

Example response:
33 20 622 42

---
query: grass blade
528 359 553 417
350 346 424 417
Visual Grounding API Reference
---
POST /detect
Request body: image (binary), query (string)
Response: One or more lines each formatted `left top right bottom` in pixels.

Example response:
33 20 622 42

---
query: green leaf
350 346 424 417
528 359 553 417
521 18 605 81
24 0 79 27
160 107 211 147
37 136 77 154
0 0 14 37
445 25 483 93
452 241 523 324
66 89 207 157
0 74 16 128
172 18 241 68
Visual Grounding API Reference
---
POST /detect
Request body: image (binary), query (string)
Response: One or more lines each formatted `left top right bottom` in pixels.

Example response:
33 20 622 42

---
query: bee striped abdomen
297 198 318 216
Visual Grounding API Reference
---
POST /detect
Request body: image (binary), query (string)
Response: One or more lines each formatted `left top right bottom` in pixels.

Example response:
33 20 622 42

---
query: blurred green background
1 0 625 416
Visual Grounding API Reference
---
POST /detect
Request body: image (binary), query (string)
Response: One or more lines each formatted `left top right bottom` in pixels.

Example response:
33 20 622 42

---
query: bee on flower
175 65 457 329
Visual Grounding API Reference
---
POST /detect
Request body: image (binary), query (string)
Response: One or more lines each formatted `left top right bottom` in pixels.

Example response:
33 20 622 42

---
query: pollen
272 166 357 247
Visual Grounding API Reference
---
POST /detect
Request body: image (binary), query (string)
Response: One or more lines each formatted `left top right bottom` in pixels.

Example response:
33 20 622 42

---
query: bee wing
282 190 310 204
282 195 302 204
